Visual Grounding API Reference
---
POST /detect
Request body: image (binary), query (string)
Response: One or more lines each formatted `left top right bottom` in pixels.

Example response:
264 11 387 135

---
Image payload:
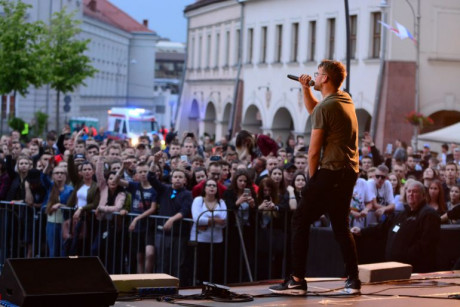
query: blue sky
109 0 195 43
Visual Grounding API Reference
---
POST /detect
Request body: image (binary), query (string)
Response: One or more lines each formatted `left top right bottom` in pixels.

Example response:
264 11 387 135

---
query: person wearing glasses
192 161 227 198
366 165 396 223
190 178 227 284
270 60 361 295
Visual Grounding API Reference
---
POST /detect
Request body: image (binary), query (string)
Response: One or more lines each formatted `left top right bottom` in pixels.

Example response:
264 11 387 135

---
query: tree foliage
41 8 97 130
8 116 26 133
44 9 96 93
31 111 49 137
0 0 46 96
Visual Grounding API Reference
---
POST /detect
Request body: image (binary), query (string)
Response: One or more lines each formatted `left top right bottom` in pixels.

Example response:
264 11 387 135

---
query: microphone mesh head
309 80 315 87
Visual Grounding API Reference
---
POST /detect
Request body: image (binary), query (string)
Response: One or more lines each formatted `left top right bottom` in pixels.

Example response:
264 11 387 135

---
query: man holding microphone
270 60 361 295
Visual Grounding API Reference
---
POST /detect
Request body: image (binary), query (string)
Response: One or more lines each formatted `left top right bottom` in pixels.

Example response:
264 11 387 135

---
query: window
247 28 254 64
215 33 220 67
371 12 381 58
308 21 316 61
206 34 211 68
225 31 230 66
198 36 202 69
275 24 283 62
236 29 241 64
260 26 268 63
190 37 195 69
291 22 299 62
350 15 358 59
327 18 335 59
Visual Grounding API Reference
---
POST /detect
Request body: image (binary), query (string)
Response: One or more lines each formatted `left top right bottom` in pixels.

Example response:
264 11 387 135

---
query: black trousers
291 167 358 279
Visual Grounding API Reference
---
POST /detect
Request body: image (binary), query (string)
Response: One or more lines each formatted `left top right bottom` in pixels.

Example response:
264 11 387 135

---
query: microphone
287 74 315 86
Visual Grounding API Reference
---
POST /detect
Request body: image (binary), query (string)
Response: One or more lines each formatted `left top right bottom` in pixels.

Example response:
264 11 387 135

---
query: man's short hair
294 152 308 160
446 162 458 171
318 59 347 89
377 164 389 174
208 161 221 170
191 155 204 163
136 162 148 168
277 148 286 155
87 144 99 151
406 180 426 198
170 140 180 147
219 160 230 168
182 139 196 147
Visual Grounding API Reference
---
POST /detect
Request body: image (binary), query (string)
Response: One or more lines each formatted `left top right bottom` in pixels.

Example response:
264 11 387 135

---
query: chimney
143 19 148 28
88 0 97 11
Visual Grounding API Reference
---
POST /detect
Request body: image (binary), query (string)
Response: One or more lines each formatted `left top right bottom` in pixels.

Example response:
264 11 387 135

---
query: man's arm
129 202 156 231
299 74 319 114
163 212 184 231
308 128 324 178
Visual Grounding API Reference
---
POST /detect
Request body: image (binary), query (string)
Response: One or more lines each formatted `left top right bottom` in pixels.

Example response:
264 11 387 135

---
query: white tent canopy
418 122 460 144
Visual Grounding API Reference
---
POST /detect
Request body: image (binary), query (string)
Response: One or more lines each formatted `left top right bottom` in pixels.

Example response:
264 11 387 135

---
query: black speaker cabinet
0 257 118 307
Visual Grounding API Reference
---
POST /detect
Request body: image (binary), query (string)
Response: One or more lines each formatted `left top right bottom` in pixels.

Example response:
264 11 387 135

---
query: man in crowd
352 181 440 273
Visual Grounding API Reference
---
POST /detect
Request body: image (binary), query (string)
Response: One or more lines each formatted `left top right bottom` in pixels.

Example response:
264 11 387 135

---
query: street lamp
404 0 421 150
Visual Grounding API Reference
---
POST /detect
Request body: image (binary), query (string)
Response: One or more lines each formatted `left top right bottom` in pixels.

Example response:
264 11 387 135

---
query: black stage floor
114 271 460 307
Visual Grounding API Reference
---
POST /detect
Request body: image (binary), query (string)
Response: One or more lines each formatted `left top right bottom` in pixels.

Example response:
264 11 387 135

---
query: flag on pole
378 20 400 37
379 20 417 44
395 21 417 43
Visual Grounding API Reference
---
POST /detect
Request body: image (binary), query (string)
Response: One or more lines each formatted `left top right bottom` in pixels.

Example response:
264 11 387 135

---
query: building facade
177 0 460 150
2 0 158 131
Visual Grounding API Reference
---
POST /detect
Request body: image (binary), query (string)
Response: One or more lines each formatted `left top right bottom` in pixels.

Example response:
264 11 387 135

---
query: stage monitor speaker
0 257 118 307
358 261 412 283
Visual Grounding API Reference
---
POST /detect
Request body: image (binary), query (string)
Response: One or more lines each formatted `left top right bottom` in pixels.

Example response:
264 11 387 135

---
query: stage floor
114 271 460 307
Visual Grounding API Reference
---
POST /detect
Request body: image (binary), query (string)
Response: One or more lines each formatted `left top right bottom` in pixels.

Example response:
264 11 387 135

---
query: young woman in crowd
423 167 438 190
93 156 127 273
256 177 286 279
270 166 286 196
427 180 447 217
388 173 401 197
44 167 73 257
190 178 227 284
222 169 256 283
441 185 460 224
190 166 207 189
66 153 100 256
442 184 460 224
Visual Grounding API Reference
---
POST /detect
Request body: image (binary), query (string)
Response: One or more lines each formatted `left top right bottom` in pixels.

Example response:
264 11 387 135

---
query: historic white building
177 0 460 149
2 0 158 131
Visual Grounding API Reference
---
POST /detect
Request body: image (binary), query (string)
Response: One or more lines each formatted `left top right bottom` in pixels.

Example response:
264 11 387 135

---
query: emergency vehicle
107 107 159 146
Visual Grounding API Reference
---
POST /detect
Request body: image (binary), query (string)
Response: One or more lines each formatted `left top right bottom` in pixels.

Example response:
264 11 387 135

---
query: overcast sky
109 0 195 43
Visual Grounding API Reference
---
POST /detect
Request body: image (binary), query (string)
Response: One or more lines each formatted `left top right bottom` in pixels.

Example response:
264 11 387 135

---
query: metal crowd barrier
1 200 349 285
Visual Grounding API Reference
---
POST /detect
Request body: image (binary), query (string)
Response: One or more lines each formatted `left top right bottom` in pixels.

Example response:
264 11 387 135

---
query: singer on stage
270 60 361 295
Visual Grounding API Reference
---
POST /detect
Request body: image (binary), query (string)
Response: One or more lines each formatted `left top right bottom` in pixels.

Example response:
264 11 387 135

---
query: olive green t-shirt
311 91 359 173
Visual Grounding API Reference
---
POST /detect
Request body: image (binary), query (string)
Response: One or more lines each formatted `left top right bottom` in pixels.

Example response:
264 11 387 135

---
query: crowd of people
1 126 460 283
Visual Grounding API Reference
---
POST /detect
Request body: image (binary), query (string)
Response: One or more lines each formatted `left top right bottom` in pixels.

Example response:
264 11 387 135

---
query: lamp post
404 0 421 150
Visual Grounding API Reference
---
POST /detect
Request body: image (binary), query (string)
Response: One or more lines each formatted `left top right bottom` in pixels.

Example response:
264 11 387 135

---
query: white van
107 107 159 146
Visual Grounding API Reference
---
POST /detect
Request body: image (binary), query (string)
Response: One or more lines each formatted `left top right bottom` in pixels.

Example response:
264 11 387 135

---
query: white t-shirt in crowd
350 178 374 227
367 179 394 206
190 196 227 243
76 184 90 208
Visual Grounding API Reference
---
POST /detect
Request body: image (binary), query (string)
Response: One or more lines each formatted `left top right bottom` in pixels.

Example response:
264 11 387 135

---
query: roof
83 0 155 34
184 0 228 13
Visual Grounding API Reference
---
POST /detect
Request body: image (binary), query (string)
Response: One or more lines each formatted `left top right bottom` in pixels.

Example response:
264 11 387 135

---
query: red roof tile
83 0 155 34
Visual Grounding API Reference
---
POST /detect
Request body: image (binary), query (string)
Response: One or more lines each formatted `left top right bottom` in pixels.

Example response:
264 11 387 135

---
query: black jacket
363 203 441 273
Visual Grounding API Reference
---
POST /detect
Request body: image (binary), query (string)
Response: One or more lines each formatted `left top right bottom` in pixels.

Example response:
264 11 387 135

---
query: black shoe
344 277 361 294
269 275 307 295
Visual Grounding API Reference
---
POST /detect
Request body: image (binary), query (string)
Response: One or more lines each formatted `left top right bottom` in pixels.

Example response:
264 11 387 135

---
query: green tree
31 111 49 137
0 0 46 133
43 8 97 131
